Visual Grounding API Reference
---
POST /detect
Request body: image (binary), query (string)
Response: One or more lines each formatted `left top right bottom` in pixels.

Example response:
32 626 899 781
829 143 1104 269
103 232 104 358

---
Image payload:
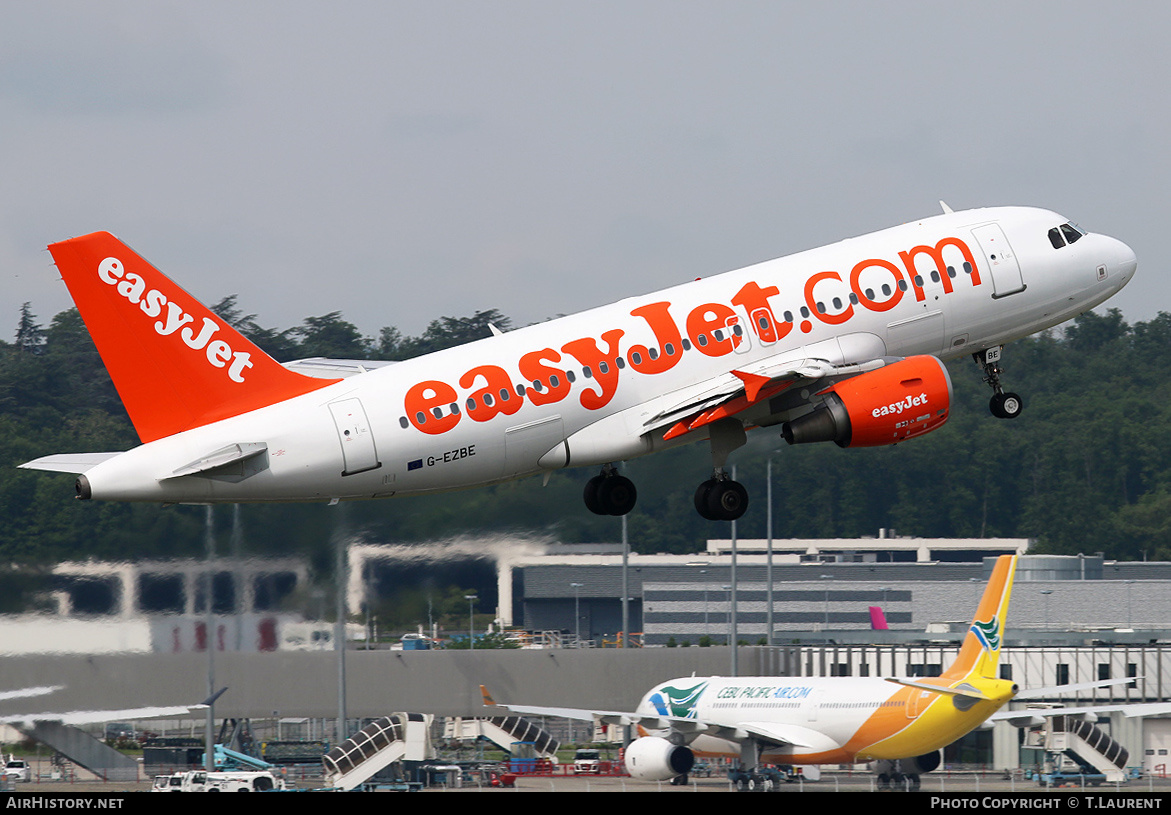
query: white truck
150 770 285 792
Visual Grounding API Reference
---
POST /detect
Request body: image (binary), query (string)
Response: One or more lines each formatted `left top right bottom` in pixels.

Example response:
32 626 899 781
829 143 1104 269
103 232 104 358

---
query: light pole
1040 589 1053 633
730 464 738 676
621 513 629 649
465 594 477 651
766 456 774 647
700 569 709 638
820 574 833 629
721 585 732 647
1125 581 1135 628
570 583 583 647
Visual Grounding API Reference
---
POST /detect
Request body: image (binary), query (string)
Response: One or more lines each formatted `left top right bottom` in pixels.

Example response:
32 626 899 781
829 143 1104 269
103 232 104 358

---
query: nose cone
1107 235 1138 286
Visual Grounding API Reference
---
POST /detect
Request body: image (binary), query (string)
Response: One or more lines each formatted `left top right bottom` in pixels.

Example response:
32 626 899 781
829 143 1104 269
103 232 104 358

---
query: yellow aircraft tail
941 554 1017 681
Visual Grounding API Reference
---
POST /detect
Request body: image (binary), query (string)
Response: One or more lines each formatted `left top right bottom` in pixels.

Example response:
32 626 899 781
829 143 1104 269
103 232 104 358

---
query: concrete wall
0 647 770 721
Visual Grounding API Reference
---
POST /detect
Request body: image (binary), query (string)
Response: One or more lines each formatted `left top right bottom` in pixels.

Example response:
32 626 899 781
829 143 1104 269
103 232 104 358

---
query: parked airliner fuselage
25 206 1136 512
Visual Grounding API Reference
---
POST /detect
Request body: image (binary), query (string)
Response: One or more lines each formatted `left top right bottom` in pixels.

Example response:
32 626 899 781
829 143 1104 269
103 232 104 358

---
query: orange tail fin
48 232 337 443
942 554 1017 681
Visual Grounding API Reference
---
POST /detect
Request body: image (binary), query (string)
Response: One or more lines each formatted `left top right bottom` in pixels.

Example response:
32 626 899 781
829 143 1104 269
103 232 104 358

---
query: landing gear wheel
584 475 604 515
989 392 1023 419
694 479 719 519
707 480 749 521
695 479 748 520
597 475 637 516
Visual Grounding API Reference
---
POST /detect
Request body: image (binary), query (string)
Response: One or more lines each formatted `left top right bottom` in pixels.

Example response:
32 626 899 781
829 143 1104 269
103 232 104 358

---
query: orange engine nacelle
781 356 952 448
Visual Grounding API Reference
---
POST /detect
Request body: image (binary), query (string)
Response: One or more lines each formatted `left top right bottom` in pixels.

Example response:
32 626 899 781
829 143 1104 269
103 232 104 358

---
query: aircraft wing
0 687 224 727
482 686 726 735
0 703 204 727
484 699 694 731
738 721 844 751
1014 677 1141 699
643 353 891 441
992 701 1171 728
479 686 825 748
0 686 63 703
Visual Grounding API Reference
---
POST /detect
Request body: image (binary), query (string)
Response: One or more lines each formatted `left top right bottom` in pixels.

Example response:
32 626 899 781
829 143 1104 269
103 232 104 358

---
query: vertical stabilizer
942 554 1017 680
48 232 338 443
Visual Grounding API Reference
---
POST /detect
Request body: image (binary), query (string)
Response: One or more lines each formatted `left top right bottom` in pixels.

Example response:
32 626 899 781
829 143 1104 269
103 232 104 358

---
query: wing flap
646 355 891 440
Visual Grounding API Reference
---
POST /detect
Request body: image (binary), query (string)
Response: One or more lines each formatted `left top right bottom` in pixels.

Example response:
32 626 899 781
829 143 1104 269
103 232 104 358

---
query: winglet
47 232 340 443
198 686 229 708
480 685 498 707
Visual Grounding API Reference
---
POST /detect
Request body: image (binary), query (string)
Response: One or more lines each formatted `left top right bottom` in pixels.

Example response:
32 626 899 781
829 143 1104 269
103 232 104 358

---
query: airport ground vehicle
3 758 30 783
150 769 285 792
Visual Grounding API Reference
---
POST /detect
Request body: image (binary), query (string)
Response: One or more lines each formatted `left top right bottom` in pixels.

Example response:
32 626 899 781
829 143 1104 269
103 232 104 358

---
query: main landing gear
695 418 749 522
581 419 753 521
694 476 748 521
974 346 1023 420
583 466 637 516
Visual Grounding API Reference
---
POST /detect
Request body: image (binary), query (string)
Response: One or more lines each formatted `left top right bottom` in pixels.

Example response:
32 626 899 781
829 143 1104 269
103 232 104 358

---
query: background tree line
2 301 1169 571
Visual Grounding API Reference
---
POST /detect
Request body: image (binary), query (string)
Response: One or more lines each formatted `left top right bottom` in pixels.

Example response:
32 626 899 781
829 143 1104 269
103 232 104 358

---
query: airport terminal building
6 536 1171 776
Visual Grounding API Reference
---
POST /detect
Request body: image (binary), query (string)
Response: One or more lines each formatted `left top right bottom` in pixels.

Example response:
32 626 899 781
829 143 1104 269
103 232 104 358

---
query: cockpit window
1048 222 1086 249
1061 223 1085 244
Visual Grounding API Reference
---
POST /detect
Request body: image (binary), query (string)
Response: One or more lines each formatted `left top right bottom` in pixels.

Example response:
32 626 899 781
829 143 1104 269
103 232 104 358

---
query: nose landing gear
974 346 1023 419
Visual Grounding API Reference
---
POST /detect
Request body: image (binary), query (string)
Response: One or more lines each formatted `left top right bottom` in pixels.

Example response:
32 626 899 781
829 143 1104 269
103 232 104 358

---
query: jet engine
781 355 952 448
623 736 695 781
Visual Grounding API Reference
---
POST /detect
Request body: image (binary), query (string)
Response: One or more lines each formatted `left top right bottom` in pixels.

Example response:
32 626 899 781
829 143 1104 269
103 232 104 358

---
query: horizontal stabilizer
885 677 990 701
19 453 121 475
282 357 397 379
165 442 268 479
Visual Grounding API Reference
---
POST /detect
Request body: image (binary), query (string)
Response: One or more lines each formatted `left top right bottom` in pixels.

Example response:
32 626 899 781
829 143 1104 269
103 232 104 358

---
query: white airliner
21 205 1136 519
483 556 1171 789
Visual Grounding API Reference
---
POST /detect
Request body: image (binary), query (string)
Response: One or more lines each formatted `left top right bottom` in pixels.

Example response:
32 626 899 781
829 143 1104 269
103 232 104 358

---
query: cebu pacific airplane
486 555 1020 789
483 555 1169 790
21 205 1135 519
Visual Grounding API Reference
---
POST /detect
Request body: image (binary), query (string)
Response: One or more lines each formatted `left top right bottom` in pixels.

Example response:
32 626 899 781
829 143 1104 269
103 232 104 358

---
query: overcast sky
2 2 1166 343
